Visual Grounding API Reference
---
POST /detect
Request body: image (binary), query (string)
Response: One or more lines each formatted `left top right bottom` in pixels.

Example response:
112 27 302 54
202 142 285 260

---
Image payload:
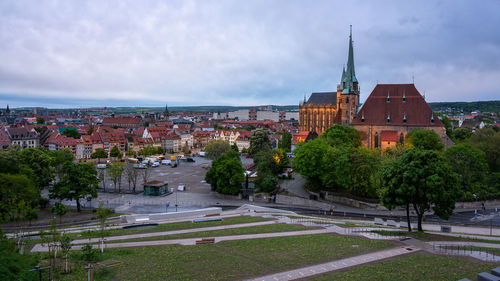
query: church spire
342 25 358 94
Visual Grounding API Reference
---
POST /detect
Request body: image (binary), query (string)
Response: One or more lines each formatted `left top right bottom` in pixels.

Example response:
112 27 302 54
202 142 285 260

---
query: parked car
186 157 195 162
161 160 171 165
177 184 185 191
151 161 160 167
133 163 147 169
96 164 107 169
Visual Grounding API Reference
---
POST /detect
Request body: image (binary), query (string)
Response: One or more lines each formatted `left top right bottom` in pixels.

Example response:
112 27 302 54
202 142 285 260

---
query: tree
277 131 292 152
23 205 38 226
205 140 231 160
141 166 152 185
138 145 161 157
110 145 122 159
453 128 472 142
96 202 112 253
249 130 272 156
97 168 106 191
231 143 239 153
109 162 124 193
293 138 330 189
91 148 107 162
124 163 139 193
254 150 282 192
320 125 361 148
406 129 444 151
62 128 81 139
0 146 21 174
51 202 67 224
441 115 454 140
348 147 382 198
59 233 73 273
47 148 74 179
126 150 137 158
380 149 460 231
205 151 245 195
444 143 489 199
468 126 500 172
20 148 55 190
0 173 39 222
36 117 45 124
50 162 99 212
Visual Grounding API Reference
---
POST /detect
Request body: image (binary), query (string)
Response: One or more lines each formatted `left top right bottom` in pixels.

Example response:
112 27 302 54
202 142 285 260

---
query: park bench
196 238 215 245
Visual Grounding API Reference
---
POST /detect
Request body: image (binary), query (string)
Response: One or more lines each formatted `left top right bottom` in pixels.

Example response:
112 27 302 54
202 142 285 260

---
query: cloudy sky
0 0 499 108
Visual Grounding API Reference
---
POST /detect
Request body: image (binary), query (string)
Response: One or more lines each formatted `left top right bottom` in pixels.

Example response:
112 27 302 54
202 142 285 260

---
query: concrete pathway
245 246 418 281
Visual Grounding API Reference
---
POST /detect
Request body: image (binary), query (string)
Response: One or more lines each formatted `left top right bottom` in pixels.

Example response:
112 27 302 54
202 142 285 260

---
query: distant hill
428 101 500 114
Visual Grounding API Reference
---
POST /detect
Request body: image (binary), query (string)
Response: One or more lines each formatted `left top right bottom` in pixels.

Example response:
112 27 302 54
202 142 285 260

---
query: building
5 127 39 148
351 84 451 149
102 117 142 128
299 27 360 134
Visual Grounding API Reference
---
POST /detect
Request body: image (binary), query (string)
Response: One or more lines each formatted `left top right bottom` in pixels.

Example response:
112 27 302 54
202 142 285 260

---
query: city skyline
1 0 500 108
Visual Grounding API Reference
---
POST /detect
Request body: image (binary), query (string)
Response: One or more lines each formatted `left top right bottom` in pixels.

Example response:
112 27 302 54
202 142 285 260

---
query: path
245 246 418 281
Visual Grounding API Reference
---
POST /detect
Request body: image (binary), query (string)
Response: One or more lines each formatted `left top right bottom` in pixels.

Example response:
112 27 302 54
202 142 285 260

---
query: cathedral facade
299 27 360 134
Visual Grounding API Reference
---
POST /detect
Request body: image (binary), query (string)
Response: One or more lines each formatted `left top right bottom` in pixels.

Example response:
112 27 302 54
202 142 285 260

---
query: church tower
337 25 360 126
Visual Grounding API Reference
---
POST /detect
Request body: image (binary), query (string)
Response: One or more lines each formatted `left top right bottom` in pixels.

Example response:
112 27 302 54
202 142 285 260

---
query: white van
96 164 107 169
161 160 171 165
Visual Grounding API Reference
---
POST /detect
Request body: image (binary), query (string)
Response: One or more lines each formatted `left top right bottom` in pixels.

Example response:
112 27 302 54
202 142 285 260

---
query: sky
0 0 499 108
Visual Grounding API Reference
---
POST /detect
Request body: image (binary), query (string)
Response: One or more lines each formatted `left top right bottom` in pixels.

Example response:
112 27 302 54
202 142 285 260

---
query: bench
196 238 215 245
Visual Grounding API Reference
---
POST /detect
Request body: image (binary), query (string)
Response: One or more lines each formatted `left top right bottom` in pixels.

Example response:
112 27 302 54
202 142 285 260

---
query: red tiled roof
381 130 399 142
352 84 443 127
102 117 141 125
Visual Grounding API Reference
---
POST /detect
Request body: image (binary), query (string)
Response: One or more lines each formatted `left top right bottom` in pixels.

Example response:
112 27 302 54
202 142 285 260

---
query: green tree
249 130 272 156
293 138 330 189
406 129 444 151
453 128 472 142
444 143 489 199
96 202 112 253
110 145 122 159
109 162 124 193
0 146 22 174
51 202 67 224
380 149 460 231
36 117 45 124
0 173 39 222
20 148 55 190
47 148 74 179
205 140 231 160
91 148 107 162
320 125 361 148
468 126 500 172
23 205 38 226
321 145 352 191
349 147 382 198
441 115 454 140
62 127 81 139
277 131 292 152
231 143 239 153
205 151 244 195
126 150 137 158
59 233 73 273
50 162 99 212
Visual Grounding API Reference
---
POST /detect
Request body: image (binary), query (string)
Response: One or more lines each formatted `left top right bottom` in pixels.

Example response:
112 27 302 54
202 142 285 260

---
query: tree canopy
20 148 55 190
205 150 244 195
62 128 81 139
381 149 460 231
277 131 292 152
249 130 272 156
110 145 123 159
91 148 107 160
205 140 231 160
50 162 99 212
406 129 444 151
0 173 39 222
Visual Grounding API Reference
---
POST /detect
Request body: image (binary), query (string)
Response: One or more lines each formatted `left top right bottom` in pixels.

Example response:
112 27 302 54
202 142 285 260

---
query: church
298 27 450 149
299 26 360 134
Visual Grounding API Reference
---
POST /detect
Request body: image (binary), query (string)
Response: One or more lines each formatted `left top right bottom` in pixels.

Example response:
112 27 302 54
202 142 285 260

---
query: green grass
107 223 315 243
309 252 498 281
76 216 271 239
53 234 394 281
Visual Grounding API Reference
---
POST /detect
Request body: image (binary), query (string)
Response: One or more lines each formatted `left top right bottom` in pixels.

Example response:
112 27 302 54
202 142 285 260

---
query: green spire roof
342 25 358 94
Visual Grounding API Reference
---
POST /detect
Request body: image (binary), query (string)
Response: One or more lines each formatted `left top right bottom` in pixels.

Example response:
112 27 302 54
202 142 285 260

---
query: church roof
306 92 337 106
352 84 443 127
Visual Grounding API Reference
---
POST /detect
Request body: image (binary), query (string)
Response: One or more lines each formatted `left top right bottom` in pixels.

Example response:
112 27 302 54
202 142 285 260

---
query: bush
81 243 98 262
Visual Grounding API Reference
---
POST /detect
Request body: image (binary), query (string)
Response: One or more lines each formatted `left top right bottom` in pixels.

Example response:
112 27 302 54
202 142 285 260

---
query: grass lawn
53 234 394 281
106 223 316 243
309 252 498 281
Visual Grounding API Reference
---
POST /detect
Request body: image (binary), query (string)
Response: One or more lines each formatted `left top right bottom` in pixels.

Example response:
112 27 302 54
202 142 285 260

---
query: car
133 163 147 169
177 184 185 191
161 160 171 165
96 164 107 169
186 157 195 162
151 161 160 167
